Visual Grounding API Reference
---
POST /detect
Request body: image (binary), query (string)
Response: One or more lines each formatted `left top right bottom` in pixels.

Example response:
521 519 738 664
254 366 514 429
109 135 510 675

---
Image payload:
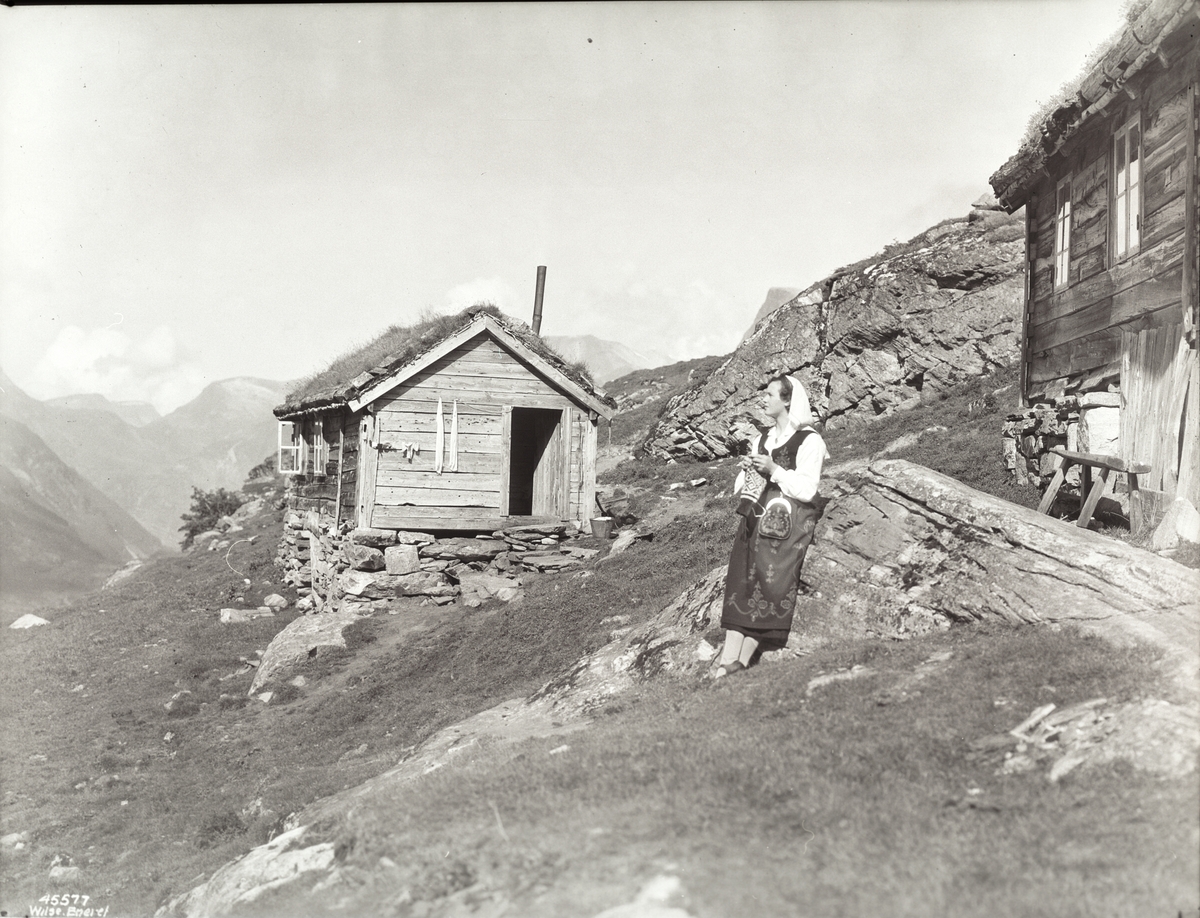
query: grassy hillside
1 365 1193 918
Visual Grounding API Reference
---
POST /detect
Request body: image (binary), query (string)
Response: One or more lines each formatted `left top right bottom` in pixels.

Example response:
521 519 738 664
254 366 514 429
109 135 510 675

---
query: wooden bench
1037 448 1152 530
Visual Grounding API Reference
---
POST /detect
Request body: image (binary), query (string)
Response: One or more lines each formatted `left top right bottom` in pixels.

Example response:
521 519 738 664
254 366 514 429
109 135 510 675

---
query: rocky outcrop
644 206 1026 460
157 825 336 918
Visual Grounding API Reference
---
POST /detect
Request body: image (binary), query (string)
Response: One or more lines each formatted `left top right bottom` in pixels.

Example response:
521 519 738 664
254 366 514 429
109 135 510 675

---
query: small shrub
166 698 201 719
97 752 131 772
178 487 245 549
196 810 244 848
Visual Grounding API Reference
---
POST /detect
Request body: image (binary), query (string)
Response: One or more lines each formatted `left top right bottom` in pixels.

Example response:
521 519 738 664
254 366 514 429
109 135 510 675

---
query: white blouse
735 424 827 503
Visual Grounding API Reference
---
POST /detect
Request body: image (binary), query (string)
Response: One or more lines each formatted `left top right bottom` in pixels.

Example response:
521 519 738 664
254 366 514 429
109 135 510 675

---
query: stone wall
274 483 597 614
1002 391 1124 504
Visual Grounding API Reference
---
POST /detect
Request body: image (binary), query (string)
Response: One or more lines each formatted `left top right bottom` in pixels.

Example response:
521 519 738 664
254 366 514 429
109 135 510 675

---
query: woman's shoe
713 660 746 679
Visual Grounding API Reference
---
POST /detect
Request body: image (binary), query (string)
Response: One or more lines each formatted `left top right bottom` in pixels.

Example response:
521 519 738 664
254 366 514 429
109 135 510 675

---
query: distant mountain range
739 287 804 343
45 393 161 427
0 370 289 553
0 413 160 611
542 335 675 385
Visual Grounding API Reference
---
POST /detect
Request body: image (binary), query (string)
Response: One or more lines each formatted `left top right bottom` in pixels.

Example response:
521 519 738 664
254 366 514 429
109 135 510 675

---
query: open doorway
508 408 564 517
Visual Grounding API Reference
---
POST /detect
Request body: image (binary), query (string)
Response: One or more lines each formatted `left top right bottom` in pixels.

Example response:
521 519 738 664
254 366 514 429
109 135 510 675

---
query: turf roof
989 0 1193 210
274 304 609 418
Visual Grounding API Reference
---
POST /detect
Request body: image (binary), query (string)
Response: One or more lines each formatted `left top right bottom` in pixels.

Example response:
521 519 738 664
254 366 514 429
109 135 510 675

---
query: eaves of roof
989 0 1198 212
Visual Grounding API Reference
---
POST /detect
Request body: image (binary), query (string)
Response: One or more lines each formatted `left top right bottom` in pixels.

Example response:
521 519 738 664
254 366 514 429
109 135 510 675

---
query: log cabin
990 0 1199 510
273 305 616 534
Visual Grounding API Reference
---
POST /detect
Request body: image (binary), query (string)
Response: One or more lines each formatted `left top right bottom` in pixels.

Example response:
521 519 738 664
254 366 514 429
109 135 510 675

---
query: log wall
1024 31 1198 402
289 410 345 519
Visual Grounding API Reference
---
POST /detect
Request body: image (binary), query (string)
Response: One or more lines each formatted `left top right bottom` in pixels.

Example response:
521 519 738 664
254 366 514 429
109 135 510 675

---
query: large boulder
393 571 458 599
9 614 49 629
458 571 523 606
250 609 364 693
219 607 274 624
643 210 1025 460
338 569 458 601
338 570 396 600
1150 499 1200 552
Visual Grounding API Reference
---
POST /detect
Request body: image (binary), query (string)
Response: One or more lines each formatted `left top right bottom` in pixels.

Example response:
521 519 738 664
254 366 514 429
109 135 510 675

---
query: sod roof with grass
274 304 611 419
989 0 1196 211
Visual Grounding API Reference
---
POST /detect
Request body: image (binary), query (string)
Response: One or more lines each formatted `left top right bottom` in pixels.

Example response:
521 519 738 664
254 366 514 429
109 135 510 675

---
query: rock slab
250 609 364 693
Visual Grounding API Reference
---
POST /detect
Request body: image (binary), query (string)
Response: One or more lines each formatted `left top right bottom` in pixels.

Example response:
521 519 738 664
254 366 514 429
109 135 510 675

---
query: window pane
1116 199 1127 255
1129 183 1140 249
1129 124 1140 164
1116 131 1126 173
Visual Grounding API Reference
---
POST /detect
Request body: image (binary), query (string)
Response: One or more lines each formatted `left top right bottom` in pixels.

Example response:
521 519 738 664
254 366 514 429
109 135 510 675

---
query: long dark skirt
721 493 818 649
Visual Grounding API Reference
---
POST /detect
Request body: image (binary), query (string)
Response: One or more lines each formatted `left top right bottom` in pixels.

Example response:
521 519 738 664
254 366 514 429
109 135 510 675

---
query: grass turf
267 624 1196 918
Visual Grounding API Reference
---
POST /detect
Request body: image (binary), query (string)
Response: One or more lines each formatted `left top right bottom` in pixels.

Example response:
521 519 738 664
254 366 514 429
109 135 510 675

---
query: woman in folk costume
715 374 829 678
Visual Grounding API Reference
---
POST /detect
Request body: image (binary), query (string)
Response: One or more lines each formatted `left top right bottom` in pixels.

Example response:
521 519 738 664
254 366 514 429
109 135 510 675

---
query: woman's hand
748 454 776 476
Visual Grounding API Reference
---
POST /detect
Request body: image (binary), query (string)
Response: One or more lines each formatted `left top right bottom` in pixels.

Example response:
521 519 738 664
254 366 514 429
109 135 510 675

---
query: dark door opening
508 408 564 517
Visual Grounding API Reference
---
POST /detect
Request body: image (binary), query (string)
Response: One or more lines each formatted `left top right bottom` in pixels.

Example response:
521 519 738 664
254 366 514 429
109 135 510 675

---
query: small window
1054 176 1072 289
1112 115 1141 261
311 418 329 477
278 421 302 474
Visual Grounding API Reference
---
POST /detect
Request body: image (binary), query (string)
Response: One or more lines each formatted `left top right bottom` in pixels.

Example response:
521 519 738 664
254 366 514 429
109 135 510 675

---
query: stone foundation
1002 391 1127 510
274 486 597 614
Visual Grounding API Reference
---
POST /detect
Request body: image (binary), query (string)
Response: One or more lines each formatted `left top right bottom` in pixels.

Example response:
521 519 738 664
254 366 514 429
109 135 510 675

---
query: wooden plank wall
368 333 589 531
1179 356 1200 507
1120 325 1192 495
1025 42 1196 401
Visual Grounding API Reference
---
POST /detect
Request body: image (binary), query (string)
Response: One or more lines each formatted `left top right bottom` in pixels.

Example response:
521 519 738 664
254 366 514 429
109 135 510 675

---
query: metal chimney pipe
532 265 547 336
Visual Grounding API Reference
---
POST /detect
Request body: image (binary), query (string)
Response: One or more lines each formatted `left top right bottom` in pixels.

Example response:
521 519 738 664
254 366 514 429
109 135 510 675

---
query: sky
0 1 1131 415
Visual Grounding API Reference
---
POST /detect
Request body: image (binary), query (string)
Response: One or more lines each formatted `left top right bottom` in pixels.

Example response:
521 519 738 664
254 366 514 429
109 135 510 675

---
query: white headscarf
786 375 815 428
787 375 831 460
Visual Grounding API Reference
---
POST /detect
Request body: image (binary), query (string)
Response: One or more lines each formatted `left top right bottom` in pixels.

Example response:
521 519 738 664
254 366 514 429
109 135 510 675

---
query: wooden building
990 0 1199 507
274 305 616 533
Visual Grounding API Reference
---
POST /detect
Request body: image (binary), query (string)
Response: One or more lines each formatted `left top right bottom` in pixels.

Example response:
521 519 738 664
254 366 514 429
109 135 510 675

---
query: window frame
310 417 329 478
1054 175 1072 290
1111 113 1143 263
277 420 303 475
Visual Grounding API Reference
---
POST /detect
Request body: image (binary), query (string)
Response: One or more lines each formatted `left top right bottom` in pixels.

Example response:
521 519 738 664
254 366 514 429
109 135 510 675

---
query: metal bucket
590 516 614 539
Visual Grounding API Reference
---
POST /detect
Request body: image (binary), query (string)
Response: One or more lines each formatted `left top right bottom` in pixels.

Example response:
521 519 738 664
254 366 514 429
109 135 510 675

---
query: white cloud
443 277 523 315
29 324 206 414
613 277 742 362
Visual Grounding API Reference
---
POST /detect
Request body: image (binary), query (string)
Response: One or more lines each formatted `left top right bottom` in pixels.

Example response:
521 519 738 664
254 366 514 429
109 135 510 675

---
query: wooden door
508 407 568 519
